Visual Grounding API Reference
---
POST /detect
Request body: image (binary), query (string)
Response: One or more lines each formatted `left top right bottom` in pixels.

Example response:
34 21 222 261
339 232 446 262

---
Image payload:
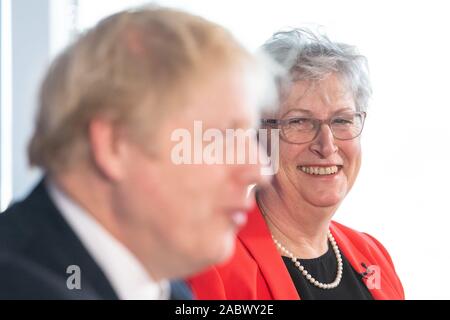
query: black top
282 242 373 300
0 179 193 300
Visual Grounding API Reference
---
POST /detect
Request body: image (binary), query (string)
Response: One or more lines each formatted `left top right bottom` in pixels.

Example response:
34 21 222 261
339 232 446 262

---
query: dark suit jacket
0 180 192 300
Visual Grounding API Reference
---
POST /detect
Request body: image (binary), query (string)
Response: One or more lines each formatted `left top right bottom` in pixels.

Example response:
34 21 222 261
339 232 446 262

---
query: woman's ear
88 118 127 181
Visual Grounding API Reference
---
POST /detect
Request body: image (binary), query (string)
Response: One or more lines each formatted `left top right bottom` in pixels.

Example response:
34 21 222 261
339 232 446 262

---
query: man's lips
229 211 248 228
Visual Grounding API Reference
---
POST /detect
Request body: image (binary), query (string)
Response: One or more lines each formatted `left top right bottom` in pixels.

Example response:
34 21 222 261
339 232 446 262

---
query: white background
2 0 450 299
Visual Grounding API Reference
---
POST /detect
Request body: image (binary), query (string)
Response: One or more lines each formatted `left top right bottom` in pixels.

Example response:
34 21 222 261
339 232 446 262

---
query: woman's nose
309 124 338 159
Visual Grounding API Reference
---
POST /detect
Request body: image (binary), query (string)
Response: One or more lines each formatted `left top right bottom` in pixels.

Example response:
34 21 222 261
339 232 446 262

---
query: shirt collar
46 180 170 300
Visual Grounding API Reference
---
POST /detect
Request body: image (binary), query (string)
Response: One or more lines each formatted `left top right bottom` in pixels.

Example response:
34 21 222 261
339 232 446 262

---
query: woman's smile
297 165 343 177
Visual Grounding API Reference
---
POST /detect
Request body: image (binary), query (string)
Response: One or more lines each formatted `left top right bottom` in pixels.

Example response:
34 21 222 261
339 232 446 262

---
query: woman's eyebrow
280 107 355 119
332 107 355 114
281 108 314 117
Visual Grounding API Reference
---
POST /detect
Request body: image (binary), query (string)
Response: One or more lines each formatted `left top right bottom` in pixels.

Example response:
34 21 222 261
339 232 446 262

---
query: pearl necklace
272 230 343 290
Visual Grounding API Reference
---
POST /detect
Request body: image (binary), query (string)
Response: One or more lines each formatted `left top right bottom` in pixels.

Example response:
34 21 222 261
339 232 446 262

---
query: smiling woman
189 28 405 300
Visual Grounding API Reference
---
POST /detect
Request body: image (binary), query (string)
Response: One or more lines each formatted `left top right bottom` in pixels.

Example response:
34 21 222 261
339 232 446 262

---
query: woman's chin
303 193 343 208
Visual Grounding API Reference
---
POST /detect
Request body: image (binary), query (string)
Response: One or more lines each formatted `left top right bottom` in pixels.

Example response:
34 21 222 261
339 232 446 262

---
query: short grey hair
262 28 372 112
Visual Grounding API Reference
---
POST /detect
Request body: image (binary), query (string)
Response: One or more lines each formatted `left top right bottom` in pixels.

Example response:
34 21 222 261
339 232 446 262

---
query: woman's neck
257 189 336 259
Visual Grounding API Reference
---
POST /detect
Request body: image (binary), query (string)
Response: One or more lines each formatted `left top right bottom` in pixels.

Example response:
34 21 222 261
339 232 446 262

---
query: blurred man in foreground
0 6 274 299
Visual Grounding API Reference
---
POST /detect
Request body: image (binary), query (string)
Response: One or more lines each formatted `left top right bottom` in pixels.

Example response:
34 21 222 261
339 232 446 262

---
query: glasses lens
282 117 317 144
279 112 365 144
331 113 364 140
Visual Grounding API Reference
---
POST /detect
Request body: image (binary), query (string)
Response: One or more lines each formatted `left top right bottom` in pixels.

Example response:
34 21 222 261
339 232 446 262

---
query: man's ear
88 118 127 181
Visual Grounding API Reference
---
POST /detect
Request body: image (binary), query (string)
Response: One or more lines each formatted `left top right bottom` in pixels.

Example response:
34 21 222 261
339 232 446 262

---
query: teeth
299 166 339 176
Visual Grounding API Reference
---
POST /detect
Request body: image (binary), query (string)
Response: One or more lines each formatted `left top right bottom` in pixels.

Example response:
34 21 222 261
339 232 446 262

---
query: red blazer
189 204 405 300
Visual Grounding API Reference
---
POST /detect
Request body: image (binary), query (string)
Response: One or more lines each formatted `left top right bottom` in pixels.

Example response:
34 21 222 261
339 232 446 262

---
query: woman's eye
287 118 309 125
333 118 353 125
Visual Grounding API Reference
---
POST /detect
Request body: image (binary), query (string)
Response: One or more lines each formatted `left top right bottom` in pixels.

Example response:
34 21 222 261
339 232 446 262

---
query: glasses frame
261 111 367 145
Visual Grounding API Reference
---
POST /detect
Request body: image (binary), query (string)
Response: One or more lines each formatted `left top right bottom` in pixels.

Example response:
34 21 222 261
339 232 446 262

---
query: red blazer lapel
330 222 400 300
238 205 300 300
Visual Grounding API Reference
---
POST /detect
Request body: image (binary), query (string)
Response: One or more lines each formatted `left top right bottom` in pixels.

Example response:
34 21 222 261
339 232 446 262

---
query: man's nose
234 138 271 188
236 155 270 187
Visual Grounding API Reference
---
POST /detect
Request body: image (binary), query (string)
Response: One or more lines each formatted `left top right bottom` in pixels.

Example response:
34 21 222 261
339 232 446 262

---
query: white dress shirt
47 181 170 300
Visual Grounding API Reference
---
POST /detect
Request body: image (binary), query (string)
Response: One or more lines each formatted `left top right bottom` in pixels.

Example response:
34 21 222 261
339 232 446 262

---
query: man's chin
206 236 236 266
180 234 237 276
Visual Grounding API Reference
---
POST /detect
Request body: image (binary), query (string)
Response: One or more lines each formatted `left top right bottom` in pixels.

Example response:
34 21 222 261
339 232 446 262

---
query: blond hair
29 6 252 173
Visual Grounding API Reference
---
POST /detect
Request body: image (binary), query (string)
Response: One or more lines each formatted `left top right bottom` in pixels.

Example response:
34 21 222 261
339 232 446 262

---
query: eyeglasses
261 111 367 144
